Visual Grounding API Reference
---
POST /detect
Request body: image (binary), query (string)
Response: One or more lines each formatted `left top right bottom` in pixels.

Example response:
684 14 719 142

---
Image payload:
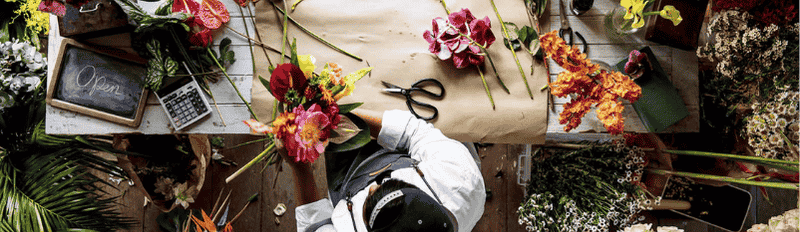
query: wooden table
45 0 257 134
542 0 700 135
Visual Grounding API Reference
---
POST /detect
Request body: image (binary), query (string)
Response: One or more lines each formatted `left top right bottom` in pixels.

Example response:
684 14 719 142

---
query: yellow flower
659 5 682 26
620 0 646 20
298 55 316 78
333 67 372 101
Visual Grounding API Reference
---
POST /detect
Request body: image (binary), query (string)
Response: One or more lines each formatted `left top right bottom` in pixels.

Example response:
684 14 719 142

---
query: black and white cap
367 188 456 232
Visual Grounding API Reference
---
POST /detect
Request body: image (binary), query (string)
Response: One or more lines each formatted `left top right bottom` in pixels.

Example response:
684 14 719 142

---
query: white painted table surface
542 0 701 135
46 1 257 134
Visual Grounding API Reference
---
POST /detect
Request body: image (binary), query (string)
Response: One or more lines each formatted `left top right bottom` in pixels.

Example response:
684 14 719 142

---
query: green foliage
217 38 236 68
146 39 178 91
113 0 190 33
503 23 538 52
337 102 363 114
0 149 133 231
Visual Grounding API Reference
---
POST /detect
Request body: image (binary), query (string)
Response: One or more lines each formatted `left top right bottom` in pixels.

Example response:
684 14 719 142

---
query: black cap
367 188 456 232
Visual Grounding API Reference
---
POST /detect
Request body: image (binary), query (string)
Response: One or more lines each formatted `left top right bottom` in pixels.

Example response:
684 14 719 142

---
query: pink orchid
423 8 495 69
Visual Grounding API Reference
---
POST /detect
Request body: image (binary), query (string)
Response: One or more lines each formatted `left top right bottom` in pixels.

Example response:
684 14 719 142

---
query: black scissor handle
558 29 588 54
406 97 439 121
410 78 445 98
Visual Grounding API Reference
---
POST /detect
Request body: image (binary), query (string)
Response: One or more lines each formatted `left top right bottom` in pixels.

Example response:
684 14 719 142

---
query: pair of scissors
559 0 587 53
381 79 445 121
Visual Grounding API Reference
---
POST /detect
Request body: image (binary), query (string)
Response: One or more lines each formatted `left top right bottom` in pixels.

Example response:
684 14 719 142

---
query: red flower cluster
173 0 230 47
423 8 495 68
711 0 761 12
751 0 798 26
540 30 642 134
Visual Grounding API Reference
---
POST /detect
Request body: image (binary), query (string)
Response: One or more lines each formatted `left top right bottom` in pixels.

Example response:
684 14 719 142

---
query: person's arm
351 108 382 138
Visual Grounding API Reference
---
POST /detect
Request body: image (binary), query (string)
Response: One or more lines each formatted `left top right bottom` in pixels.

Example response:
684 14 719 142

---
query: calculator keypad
164 87 208 128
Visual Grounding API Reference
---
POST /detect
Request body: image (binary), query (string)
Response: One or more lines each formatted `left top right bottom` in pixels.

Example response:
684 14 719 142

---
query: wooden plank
474 144 509 231
46 104 252 134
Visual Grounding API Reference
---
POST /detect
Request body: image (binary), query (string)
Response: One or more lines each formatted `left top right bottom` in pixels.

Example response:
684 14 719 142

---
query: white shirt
295 110 486 232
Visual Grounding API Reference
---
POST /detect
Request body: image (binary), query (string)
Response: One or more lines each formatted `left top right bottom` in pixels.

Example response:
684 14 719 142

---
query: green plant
0 39 133 231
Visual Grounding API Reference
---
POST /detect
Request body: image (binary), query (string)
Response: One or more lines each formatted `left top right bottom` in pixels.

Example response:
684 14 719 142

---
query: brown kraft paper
250 0 548 144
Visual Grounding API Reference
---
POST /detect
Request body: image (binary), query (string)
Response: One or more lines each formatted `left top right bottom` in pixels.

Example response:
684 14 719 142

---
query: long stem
271 3 362 61
490 0 534 99
236 5 257 76
476 66 496 110
647 169 799 190
226 142 275 183
207 48 259 121
246 4 274 69
457 31 509 94
663 150 799 166
279 0 290 63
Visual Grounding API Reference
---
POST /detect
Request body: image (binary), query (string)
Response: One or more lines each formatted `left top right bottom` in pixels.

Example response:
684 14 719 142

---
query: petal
437 47 452 60
659 5 683 26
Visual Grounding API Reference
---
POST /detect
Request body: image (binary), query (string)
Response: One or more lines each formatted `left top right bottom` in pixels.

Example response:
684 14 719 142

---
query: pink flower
423 8 495 69
38 0 66 17
289 104 331 163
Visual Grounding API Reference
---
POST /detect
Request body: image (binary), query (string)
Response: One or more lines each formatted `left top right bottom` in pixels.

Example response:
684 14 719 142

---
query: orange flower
539 30 642 134
191 210 217 232
319 84 335 105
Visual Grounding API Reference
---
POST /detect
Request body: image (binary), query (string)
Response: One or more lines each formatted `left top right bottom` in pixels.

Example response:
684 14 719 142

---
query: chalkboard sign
46 39 149 127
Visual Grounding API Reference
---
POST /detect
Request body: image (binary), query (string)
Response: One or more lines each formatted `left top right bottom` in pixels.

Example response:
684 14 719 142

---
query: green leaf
326 113 370 153
260 76 273 96
337 102 363 114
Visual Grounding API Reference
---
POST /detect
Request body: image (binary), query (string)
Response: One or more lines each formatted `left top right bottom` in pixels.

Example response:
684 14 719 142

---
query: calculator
155 64 212 131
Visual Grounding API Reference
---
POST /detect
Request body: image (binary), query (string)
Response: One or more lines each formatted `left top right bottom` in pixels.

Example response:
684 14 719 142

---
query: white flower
656 226 684 232
624 223 653 232
748 224 769 232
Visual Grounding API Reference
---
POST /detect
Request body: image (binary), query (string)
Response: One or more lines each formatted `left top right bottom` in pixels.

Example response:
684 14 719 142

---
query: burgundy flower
453 46 485 68
424 17 463 60
269 64 308 103
469 16 495 48
188 27 213 47
448 8 476 35
322 103 341 129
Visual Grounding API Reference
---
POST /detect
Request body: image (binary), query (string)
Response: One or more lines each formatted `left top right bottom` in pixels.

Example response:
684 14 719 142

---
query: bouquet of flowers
243 45 371 163
224 42 371 182
517 139 650 232
539 30 642 134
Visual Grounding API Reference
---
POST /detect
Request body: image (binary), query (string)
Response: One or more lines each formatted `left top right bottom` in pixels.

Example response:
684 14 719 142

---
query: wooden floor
113 134 797 232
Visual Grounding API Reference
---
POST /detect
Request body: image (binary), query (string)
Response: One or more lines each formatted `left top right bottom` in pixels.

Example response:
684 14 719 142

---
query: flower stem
663 149 799 166
476 66 496 110
207 48 259 121
490 0 533 99
226 142 275 183
271 3 363 61
279 0 290 64
439 0 450 15
646 169 799 190
457 31 510 94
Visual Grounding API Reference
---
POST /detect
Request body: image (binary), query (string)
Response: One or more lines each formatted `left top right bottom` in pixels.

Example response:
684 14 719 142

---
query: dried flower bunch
517 139 650 232
540 30 642 134
0 39 45 109
741 91 799 161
